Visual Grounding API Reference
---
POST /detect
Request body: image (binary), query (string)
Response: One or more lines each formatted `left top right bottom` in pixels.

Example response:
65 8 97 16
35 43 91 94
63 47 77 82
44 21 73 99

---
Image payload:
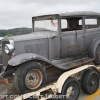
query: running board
52 57 94 70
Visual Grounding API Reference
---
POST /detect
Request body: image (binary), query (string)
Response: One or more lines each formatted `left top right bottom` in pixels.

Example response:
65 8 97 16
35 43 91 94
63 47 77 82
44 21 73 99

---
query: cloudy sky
0 0 100 29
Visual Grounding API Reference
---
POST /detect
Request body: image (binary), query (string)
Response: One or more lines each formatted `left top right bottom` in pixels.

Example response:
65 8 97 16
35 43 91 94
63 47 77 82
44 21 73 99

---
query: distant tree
0 27 32 37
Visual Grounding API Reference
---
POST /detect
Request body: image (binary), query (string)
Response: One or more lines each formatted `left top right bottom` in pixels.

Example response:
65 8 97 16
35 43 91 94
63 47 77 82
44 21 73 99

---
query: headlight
5 44 15 54
9 39 14 46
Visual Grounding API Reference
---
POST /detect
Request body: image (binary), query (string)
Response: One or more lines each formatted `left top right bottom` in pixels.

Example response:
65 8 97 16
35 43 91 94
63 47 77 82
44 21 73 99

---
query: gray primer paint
1 11 100 70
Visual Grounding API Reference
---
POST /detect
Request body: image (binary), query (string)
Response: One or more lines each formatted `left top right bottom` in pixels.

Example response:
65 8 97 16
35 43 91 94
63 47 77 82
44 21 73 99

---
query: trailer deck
0 65 100 100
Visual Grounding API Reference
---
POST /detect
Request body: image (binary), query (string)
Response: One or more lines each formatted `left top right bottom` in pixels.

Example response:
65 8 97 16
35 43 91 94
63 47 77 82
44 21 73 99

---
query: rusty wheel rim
25 69 43 90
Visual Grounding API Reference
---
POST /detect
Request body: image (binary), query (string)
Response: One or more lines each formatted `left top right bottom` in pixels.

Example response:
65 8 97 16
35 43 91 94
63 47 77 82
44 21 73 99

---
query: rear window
85 18 99 29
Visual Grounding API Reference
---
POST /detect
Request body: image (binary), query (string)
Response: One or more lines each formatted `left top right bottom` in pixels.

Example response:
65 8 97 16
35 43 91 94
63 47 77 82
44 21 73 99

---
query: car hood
0 37 4 41
11 31 57 41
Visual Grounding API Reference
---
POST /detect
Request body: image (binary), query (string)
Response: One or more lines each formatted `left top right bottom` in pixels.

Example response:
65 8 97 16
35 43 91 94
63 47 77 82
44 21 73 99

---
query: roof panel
59 11 100 17
32 11 100 19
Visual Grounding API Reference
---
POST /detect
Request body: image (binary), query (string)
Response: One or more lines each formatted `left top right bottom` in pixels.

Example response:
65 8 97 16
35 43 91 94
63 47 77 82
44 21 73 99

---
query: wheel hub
90 75 95 87
66 86 74 98
26 72 37 85
25 69 43 90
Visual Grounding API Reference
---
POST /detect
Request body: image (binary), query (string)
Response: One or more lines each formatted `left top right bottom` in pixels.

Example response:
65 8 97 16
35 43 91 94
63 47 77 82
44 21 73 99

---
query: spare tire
14 61 47 93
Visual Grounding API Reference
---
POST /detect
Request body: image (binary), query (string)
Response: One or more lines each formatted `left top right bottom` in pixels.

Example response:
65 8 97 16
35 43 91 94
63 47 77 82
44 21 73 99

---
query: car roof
32 11 100 19
59 11 100 17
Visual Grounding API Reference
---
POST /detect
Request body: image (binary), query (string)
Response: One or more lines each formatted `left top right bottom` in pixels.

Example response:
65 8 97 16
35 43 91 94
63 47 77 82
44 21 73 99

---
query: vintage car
0 11 100 93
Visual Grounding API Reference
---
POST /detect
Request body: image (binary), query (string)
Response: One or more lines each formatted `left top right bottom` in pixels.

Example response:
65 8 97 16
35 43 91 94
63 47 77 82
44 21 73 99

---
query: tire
60 77 80 100
81 70 99 94
14 61 47 93
94 45 100 65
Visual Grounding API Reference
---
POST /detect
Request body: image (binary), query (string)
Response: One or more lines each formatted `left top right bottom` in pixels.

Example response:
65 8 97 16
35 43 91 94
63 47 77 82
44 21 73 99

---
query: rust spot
67 44 73 48
0 78 9 84
70 58 94 68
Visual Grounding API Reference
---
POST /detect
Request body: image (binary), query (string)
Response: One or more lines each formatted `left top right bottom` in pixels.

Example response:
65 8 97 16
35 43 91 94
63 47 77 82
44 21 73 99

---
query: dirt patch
0 79 22 100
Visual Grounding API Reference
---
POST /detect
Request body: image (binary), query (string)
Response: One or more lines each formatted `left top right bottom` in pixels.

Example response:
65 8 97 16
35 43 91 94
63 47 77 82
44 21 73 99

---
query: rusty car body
0 11 100 93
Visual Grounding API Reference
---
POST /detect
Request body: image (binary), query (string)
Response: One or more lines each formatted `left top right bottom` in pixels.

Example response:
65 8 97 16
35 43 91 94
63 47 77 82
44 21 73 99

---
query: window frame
60 16 84 33
84 16 100 30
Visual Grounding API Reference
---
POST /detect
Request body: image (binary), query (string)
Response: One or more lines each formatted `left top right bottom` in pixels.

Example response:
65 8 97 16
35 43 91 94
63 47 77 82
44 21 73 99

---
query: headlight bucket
5 44 15 54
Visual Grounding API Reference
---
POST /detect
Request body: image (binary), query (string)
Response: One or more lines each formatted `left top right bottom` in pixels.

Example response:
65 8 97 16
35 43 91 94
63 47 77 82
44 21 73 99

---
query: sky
0 0 100 29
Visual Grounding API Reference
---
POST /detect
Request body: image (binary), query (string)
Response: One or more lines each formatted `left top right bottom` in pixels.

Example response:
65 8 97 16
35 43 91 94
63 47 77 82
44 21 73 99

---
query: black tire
60 77 80 100
14 61 47 93
94 45 100 65
81 70 99 94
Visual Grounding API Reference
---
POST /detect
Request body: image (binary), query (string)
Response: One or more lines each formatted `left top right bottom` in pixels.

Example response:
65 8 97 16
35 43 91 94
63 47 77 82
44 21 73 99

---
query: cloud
0 0 100 29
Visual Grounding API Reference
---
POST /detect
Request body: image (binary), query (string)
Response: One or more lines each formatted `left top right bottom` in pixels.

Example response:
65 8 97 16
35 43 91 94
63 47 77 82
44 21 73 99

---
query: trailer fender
8 53 51 66
56 65 97 93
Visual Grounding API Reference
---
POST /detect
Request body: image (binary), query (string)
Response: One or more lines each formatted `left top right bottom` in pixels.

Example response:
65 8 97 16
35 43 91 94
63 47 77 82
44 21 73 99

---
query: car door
60 17 86 58
84 16 100 52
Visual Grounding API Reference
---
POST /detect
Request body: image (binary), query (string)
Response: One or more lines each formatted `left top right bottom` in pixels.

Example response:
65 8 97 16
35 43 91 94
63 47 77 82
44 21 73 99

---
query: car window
79 19 82 25
61 17 83 32
85 18 99 29
61 19 68 29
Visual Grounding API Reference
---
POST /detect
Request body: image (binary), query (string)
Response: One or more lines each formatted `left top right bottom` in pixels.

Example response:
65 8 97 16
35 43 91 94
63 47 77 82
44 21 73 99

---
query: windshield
34 19 58 32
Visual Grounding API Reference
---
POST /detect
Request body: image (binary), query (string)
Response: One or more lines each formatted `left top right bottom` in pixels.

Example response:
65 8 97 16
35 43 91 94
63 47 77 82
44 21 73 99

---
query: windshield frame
32 14 59 32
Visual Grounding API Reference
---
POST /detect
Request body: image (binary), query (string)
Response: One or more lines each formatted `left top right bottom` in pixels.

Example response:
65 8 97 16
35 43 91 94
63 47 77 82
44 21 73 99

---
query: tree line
0 27 32 37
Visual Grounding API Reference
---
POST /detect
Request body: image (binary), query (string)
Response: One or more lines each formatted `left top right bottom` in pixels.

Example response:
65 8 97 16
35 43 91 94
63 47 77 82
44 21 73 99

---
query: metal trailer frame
14 65 100 100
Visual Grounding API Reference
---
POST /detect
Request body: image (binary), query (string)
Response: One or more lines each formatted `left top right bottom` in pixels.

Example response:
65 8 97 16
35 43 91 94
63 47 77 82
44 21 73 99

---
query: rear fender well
88 38 100 58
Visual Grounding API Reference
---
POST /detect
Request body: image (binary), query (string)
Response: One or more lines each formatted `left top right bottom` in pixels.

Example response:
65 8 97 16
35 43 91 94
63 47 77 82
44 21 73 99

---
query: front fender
8 53 51 66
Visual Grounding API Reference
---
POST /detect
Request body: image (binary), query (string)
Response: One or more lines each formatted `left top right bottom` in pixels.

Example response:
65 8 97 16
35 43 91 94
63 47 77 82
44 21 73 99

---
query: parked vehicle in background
0 11 100 94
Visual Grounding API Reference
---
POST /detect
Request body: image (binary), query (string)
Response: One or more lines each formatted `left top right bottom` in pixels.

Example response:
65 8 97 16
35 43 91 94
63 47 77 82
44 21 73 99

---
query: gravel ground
0 78 22 100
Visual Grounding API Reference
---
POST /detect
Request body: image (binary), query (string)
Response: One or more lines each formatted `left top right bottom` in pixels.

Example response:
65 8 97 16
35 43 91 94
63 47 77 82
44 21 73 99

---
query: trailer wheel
81 70 99 94
14 61 47 93
60 77 80 100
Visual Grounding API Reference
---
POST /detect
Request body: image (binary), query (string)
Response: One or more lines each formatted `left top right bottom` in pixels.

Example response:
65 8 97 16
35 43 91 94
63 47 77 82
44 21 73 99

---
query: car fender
88 38 100 58
8 53 52 66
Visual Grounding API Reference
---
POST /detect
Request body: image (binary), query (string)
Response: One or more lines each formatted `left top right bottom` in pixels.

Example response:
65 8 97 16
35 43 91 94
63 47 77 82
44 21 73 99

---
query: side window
61 17 83 32
61 19 68 29
85 18 99 29
79 19 82 25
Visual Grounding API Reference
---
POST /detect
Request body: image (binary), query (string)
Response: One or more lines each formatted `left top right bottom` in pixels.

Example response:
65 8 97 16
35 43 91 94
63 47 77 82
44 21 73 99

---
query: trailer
13 64 100 100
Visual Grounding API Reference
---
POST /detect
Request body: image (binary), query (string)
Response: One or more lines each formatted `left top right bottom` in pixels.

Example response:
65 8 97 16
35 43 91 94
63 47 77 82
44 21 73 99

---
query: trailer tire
14 61 47 93
60 77 80 100
81 70 99 94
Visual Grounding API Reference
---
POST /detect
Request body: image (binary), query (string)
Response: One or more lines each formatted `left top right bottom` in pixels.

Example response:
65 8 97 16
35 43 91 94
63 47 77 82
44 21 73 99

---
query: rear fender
88 38 100 58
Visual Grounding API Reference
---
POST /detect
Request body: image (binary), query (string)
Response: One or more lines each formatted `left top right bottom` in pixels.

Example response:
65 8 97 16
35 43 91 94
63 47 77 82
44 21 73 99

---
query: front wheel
14 61 47 93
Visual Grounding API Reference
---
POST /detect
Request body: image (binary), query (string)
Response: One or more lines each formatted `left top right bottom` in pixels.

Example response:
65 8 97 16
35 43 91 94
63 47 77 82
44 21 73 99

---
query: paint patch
84 89 100 100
